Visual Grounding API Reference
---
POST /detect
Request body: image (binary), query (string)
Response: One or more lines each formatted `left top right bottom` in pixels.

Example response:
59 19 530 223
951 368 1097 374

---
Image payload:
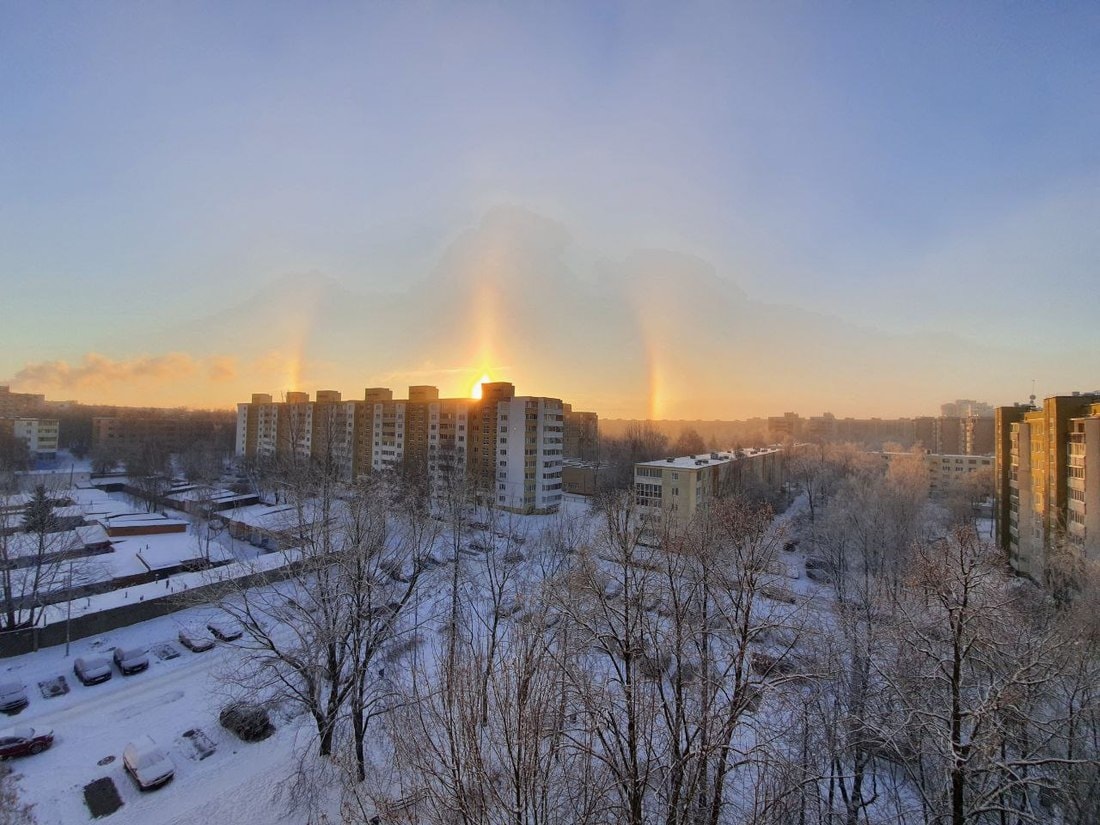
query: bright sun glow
471 373 491 399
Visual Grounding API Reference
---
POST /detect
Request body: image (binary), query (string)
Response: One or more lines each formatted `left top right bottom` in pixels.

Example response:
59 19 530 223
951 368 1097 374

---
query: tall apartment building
914 415 994 456
995 394 1100 580
236 382 567 513
563 404 599 462
634 447 784 522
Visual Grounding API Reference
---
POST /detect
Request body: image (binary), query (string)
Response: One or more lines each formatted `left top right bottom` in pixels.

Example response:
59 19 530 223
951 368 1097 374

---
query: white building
495 396 564 514
12 418 59 458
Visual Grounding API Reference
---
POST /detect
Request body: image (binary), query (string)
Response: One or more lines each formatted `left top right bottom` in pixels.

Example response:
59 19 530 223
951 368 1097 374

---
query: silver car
0 682 28 714
74 656 113 686
113 646 150 676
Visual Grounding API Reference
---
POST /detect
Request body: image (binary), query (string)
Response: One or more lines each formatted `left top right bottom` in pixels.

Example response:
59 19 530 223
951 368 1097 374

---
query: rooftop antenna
1029 378 1036 408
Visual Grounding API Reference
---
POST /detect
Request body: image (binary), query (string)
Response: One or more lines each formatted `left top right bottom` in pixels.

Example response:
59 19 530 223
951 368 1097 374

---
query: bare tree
0 486 85 631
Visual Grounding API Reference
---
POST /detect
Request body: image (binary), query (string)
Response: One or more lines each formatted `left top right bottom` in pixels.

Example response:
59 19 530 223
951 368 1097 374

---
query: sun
470 373 491 399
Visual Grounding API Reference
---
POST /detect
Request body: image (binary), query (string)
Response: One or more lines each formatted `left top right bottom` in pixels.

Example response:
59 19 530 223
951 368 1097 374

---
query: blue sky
1 2 1097 413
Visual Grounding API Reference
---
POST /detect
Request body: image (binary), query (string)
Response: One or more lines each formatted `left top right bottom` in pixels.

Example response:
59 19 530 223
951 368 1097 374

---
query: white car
178 624 216 652
123 735 175 790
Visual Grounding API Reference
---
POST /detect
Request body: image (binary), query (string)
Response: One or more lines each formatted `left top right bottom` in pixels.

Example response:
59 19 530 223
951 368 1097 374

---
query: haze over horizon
3 4 1098 418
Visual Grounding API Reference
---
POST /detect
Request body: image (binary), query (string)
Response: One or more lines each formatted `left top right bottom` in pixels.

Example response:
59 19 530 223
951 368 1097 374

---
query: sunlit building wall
634 447 784 522
996 394 1100 580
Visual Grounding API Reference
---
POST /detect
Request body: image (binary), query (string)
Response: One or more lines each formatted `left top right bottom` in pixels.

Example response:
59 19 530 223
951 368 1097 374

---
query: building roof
636 446 782 471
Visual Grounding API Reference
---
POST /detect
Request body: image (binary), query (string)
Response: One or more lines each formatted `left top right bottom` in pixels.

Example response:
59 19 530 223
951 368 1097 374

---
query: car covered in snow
123 735 174 790
74 656 113 686
207 617 244 642
178 624 216 652
0 682 28 714
113 646 150 676
0 727 54 758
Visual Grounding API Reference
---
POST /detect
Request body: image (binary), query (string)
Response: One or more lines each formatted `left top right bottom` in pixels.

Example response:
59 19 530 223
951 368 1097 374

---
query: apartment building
0 386 45 419
563 404 599 462
634 447 784 522
237 382 568 513
881 450 993 493
494 395 564 513
94 412 234 456
914 415 994 456
2 418 60 458
995 394 1100 580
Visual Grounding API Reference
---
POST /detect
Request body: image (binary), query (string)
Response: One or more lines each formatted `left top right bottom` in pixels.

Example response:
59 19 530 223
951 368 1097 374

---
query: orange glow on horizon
471 372 491 399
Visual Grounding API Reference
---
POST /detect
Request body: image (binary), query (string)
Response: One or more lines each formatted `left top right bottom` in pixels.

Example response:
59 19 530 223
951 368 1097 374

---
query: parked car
0 727 54 758
207 617 243 642
113 646 150 676
74 656 113 686
123 735 174 790
178 624 216 653
0 683 28 714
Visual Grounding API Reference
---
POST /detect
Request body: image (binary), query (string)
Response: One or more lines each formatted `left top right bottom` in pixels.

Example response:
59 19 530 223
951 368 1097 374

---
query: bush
219 703 275 742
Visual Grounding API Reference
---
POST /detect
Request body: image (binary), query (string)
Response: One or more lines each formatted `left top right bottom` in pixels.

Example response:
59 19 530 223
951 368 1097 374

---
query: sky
1 3 1098 418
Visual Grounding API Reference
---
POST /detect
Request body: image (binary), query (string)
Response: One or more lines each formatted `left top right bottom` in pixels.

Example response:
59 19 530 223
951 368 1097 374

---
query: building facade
236 382 576 514
634 447 784 522
0 386 45 419
995 394 1100 580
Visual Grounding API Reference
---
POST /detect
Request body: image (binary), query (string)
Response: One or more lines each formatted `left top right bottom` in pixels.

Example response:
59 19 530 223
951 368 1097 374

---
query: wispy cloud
10 352 212 390
206 356 238 383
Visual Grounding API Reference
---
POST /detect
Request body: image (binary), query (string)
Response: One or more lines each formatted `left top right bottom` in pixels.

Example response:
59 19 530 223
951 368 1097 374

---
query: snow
1 605 303 825
5 490 827 823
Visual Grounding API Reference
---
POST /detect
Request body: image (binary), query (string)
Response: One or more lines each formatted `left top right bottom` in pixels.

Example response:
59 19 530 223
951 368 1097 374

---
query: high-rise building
995 394 1100 580
236 382 570 513
563 404 599 462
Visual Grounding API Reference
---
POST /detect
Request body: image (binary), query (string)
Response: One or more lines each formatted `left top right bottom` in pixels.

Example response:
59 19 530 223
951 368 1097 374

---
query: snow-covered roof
97 513 189 531
636 446 782 472
135 532 232 571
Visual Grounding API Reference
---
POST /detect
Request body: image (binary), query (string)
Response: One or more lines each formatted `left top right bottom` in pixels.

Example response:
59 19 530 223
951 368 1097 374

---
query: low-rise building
634 447 784 522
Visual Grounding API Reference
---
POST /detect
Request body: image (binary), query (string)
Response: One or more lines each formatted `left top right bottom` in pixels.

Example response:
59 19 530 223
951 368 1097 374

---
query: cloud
206 356 238 383
10 352 211 390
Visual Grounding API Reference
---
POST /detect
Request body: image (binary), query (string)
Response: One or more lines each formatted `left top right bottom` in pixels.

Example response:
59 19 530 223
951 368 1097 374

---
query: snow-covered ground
2 491 837 824
1 603 305 824
2 495 602 823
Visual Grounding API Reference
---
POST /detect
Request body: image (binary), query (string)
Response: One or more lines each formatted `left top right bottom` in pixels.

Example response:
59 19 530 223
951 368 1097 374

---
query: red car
0 727 54 758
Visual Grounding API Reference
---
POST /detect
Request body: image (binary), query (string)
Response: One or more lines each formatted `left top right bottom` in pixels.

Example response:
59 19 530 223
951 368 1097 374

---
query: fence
0 562 301 658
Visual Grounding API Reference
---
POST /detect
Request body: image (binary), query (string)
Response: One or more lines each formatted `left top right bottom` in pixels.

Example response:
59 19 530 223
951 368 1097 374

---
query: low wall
0 562 301 658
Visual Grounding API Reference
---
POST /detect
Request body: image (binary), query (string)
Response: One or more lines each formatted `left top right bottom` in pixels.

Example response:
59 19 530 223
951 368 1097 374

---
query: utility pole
64 556 74 656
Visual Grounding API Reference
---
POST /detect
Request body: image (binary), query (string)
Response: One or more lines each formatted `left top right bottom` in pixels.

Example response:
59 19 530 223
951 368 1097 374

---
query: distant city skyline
2 4 1098 417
